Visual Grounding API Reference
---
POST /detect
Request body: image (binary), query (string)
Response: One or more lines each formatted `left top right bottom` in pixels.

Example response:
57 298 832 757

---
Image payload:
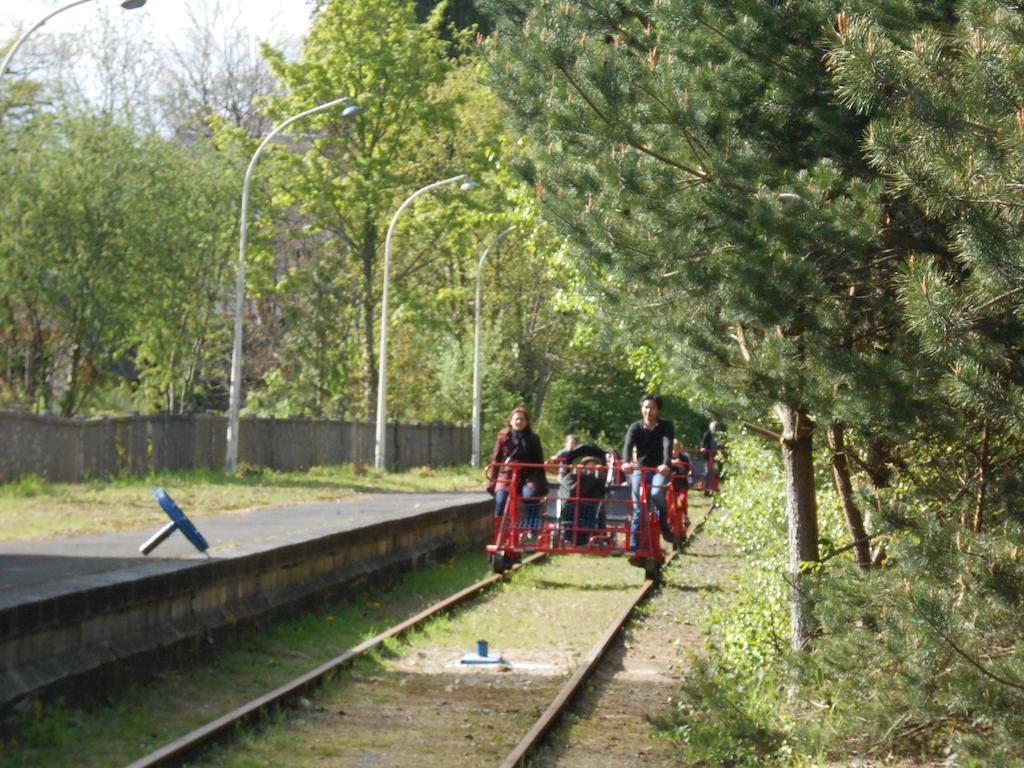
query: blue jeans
563 500 598 545
495 484 542 530
630 469 669 549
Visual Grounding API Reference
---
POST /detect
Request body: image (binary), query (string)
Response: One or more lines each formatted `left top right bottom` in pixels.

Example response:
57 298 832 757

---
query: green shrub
655 657 790 767
0 474 54 498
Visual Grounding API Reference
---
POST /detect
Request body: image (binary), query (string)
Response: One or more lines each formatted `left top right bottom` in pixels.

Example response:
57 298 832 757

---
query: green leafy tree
253 0 472 418
0 112 239 415
122 137 240 413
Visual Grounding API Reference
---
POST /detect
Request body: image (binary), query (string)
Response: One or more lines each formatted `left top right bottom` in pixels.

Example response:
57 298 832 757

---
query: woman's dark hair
640 393 662 409
499 406 532 436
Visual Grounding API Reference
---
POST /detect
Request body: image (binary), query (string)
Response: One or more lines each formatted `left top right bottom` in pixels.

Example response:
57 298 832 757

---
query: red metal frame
486 461 688 578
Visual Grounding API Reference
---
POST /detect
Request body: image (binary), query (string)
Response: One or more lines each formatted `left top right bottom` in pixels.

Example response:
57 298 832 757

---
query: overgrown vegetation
660 433 1024 766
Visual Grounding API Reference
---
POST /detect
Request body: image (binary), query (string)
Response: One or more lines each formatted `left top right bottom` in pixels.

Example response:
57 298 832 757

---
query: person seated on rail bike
549 434 579 478
621 393 675 558
557 443 614 546
671 438 692 530
486 406 548 533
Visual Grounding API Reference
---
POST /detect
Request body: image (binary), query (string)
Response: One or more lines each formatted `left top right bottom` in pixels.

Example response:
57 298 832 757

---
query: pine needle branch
819 533 884 564
692 15 801 78
909 595 1024 694
974 286 1024 314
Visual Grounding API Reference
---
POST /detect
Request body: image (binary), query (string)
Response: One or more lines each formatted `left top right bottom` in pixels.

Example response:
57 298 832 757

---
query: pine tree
480 0 952 648
828 0 1024 531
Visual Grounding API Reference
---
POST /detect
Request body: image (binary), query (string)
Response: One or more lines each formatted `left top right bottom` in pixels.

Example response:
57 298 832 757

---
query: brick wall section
0 411 470 482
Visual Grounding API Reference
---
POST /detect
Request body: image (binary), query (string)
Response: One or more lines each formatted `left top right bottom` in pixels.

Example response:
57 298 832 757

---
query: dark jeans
495 484 542 529
562 500 598 545
629 469 670 549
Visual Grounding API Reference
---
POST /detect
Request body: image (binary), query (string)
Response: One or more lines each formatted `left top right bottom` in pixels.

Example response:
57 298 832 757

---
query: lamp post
1 0 147 79
225 95 361 473
374 174 477 471
471 225 515 468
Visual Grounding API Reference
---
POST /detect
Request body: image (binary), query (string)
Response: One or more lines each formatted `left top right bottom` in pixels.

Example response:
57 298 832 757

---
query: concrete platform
0 491 492 723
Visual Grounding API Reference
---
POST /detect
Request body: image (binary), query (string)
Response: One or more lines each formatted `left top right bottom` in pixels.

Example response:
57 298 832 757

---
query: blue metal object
140 488 210 555
460 638 506 665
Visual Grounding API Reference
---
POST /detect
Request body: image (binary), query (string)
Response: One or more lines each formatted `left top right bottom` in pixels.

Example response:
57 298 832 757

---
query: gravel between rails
530 499 741 767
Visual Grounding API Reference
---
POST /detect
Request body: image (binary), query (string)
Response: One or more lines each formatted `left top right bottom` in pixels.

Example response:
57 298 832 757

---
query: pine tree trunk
827 421 872 568
775 403 819 651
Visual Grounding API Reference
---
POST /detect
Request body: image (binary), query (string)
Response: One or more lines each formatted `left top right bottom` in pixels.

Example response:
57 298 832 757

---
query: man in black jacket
622 393 674 552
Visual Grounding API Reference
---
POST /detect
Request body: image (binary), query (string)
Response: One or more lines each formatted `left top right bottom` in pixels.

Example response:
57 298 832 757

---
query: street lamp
1 0 147 79
374 174 477 471
471 225 515 468
225 95 361 473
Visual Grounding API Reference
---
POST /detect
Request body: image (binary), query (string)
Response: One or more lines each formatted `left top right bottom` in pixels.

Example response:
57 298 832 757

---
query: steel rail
497 510 711 768
125 553 545 768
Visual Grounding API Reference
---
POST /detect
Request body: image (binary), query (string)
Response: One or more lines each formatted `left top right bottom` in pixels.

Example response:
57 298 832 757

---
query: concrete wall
0 411 471 483
0 498 492 721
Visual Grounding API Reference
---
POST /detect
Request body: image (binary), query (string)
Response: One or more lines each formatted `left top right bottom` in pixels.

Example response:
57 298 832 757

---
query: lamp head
459 178 478 192
341 103 362 118
121 0 147 9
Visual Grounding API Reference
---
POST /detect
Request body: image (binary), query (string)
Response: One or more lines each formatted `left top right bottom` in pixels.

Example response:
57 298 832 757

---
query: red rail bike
485 460 688 581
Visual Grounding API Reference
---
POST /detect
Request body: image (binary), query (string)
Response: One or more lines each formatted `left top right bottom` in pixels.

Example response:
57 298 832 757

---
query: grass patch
0 549 492 768
415 554 641 652
0 464 481 542
0 475 56 499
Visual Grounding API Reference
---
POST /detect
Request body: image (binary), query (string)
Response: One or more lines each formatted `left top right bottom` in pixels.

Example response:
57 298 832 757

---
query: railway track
127 508 711 768
124 553 546 768
499 511 709 768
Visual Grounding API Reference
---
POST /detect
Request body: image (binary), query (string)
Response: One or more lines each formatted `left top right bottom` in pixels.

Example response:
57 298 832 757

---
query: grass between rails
0 548 494 768
197 555 647 768
0 464 482 542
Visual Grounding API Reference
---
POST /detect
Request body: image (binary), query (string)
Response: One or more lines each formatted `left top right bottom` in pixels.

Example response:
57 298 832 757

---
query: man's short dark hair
640 393 662 409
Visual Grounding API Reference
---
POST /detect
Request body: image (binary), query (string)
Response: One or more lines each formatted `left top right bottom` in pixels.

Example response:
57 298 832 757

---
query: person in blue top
621 393 674 554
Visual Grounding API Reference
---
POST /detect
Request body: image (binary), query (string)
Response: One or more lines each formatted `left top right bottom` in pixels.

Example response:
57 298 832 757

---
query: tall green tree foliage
255 0 472 418
359 65 568 425
0 113 239 414
253 4 583 430
828 1 1024 530
766 8 1024 759
482 0 948 647
631 5 1024 763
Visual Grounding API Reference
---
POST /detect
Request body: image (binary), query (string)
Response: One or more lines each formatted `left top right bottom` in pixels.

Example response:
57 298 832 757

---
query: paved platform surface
0 492 490 610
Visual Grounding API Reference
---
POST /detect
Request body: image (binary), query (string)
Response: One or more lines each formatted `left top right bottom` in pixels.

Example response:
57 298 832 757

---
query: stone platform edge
1 497 492 723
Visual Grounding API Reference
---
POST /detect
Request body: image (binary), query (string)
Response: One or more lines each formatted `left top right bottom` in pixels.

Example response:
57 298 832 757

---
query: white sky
2 0 316 55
